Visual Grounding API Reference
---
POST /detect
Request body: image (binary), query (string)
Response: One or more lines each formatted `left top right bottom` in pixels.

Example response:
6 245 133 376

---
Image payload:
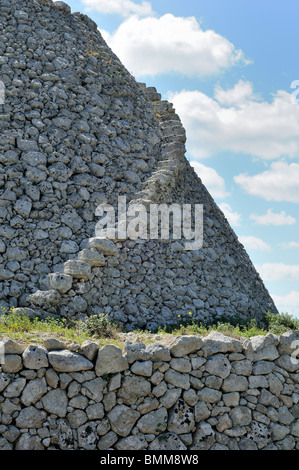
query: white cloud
255 263 299 281
82 0 153 17
190 161 229 199
280 241 299 249
214 80 259 106
250 209 296 226
239 236 271 252
218 203 241 227
169 84 299 160
271 291 299 317
100 14 249 77
234 161 299 203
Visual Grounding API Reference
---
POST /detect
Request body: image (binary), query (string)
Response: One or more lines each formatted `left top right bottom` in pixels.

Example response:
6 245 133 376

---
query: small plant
156 416 168 441
102 372 112 383
78 313 117 339
265 311 299 334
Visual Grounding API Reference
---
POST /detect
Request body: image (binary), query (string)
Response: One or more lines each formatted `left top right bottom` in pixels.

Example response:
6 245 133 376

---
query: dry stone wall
1 330 299 450
0 0 278 331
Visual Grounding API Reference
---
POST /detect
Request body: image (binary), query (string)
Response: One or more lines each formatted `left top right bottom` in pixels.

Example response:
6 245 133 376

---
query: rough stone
22 344 49 370
41 389 68 417
201 331 243 357
137 407 168 435
108 405 140 437
205 354 231 379
95 345 129 376
16 406 47 429
168 399 195 434
48 350 93 372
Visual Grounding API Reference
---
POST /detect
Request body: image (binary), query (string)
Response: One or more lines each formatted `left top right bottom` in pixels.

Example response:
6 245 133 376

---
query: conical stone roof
0 0 278 330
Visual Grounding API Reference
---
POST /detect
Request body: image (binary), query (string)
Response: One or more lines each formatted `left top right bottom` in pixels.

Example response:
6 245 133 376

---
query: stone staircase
25 84 188 316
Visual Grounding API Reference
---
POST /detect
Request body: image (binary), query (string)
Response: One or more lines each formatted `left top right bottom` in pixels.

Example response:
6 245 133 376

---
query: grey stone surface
0 0 277 331
48 350 94 372
1 329 299 450
95 344 129 376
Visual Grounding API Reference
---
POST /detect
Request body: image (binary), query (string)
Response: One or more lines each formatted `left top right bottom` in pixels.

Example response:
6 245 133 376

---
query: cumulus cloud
169 83 299 160
214 80 259 106
250 209 296 226
190 161 229 199
280 241 299 249
271 291 299 317
238 236 271 252
255 263 299 281
234 162 299 203
82 0 153 17
100 14 250 77
218 203 242 227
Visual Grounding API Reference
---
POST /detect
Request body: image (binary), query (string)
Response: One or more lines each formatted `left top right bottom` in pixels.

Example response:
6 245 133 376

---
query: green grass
0 307 298 348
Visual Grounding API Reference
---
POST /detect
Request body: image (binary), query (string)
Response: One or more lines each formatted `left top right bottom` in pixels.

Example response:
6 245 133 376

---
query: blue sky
66 0 299 317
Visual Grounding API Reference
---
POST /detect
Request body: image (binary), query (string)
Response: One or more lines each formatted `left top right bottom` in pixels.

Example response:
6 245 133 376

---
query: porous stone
95 345 129 376
16 406 47 429
168 336 203 357
1 355 23 373
41 389 68 417
137 407 168 435
47 273 73 294
117 375 151 405
48 350 93 372
20 378 47 406
205 354 231 379
168 399 195 434
149 433 187 450
63 260 91 280
201 332 243 357
22 344 49 370
108 405 140 437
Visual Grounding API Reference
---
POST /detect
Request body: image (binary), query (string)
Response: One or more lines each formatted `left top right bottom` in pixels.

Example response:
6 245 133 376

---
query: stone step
47 272 73 294
63 259 91 280
81 237 119 256
77 248 106 266
26 289 61 309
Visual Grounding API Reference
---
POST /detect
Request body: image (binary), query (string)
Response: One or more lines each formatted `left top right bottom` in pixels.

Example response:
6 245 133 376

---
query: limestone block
16 406 47 429
41 389 68 417
47 273 73 294
1 355 23 374
131 360 153 377
48 350 93 372
164 368 190 390
95 344 129 376
63 260 91 280
149 433 187 450
85 237 118 256
3 378 26 398
117 375 151 405
22 344 49 370
78 248 105 266
201 331 243 356
168 399 195 434
136 407 167 435
77 421 98 450
20 378 47 406
205 354 231 379
108 405 140 437
27 289 61 308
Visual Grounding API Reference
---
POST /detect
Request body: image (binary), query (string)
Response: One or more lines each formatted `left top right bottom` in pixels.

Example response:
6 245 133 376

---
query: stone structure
0 0 278 330
0 330 299 450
